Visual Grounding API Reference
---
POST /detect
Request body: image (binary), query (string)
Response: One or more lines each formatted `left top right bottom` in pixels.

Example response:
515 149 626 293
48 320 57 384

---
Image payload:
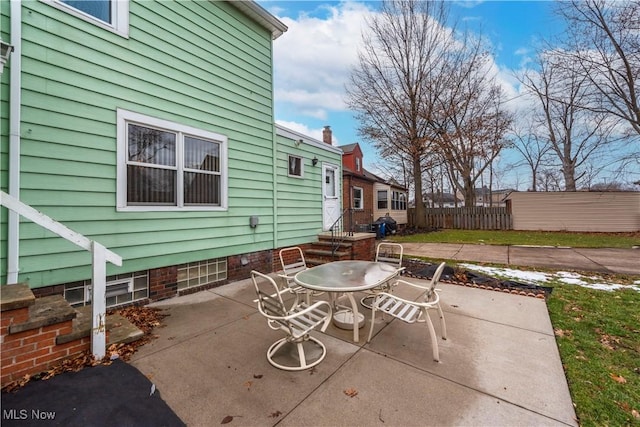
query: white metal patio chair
367 262 447 362
278 247 322 304
360 242 405 309
251 270 332 371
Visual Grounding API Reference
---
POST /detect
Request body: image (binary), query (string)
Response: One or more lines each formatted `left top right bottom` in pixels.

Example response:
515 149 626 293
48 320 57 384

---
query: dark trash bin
373 216 397 239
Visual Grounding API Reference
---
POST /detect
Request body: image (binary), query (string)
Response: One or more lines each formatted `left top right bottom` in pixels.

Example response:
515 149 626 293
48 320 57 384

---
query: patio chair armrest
252 286 291 304
393 279 428 291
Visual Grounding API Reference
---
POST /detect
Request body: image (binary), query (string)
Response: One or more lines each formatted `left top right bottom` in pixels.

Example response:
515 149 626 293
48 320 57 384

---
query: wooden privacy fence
410 207 512 230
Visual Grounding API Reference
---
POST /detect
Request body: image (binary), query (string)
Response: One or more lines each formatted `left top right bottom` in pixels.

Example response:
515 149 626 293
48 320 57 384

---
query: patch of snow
459 263 640 293
558 277 588 285
459 264 550 283
581 283 640 292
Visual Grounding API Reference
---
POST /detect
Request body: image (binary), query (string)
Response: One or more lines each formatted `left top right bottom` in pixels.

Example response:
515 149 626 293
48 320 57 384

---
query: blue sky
259 1 566 189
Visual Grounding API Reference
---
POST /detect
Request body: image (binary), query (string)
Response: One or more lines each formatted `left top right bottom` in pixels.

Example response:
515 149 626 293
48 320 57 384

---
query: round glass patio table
294 261 400 342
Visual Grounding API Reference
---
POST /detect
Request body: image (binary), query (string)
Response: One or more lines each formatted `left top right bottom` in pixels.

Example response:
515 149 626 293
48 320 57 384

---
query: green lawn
547 284 640 426
393 229 639 248
393 230 640 425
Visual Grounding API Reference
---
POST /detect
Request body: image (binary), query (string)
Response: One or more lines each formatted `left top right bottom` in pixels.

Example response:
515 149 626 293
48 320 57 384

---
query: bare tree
510 111 553 191
537 168 564 191
433 36 513 206
345 0 455 227
519 51 622 191
557 0 640 135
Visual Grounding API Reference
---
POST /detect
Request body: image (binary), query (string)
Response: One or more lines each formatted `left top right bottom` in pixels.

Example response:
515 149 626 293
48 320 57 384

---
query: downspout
270 41 278 250
7 0 22 284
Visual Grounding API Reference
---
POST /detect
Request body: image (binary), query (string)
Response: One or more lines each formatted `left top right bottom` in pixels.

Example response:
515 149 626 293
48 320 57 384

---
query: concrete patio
130 275 578 426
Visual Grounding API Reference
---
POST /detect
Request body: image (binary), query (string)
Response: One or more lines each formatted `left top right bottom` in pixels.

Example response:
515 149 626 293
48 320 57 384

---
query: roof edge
276 124 344 155
227 1 288 40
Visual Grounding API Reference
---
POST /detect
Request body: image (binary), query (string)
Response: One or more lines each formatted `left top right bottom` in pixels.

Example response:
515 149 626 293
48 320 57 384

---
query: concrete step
306 258 328 267
310 241 353 250
305 248 350 258
57 305 144 346
7 295 77 334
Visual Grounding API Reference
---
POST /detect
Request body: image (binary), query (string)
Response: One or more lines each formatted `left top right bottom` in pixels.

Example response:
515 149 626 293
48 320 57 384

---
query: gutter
228 1 287 40
7 0 22 284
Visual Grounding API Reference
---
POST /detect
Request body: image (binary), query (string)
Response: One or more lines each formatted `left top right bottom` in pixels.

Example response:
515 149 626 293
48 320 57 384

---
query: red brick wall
1 313 89 387
148 266 178 301
350 236 376 260
228 250 272 282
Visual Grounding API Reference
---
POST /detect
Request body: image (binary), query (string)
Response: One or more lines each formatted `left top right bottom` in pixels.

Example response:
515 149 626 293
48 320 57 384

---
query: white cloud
272 2 373 118
275 120 341 145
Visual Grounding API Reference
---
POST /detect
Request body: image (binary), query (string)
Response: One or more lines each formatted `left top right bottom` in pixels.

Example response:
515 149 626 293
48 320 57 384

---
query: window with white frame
288 155 303 178
355 157 361 172
64 271 148 308
47 0 129 37
352 187 363 209
377 190 388 209
117 109 228 211
392 191 407 210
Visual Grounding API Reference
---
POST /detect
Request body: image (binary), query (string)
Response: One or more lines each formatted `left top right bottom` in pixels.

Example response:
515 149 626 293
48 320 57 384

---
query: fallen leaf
253 374 263 379
344 388 358 398
269 411 282 418
221 415 233 424
632 409 639 419
244 381 253 390
610 373 627 384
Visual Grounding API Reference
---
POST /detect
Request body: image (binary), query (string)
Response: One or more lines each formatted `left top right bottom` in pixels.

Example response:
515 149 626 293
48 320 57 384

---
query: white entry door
322 163 341 231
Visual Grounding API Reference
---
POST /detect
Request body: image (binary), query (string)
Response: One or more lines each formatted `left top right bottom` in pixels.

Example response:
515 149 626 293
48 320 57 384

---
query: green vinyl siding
5 0 279 287
275 127 342 247
1 0 11 282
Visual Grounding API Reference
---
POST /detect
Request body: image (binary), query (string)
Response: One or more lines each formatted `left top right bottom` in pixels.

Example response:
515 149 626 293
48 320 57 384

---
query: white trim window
377 190 388 209
117 109 228 211
288 155 304 178
352 186 363 209
392 191 407 210
45 0 130 37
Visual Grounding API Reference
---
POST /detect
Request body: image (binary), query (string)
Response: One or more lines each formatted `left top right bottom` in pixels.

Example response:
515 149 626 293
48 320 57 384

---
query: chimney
322 125 332 145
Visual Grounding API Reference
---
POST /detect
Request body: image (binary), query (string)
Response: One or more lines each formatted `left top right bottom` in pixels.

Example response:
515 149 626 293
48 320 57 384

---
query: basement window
177 258 227 291
64 271 148 308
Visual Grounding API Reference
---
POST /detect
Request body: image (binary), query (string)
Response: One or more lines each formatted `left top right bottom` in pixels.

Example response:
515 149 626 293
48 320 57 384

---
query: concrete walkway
130 275 578 427
400 243 639 275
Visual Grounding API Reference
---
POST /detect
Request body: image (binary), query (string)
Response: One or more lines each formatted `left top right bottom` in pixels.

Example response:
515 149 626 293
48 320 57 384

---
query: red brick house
323 126 408 233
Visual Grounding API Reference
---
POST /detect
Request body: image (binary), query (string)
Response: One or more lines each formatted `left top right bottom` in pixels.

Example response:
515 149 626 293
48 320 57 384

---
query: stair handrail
1 191 122 360
328 208 354 255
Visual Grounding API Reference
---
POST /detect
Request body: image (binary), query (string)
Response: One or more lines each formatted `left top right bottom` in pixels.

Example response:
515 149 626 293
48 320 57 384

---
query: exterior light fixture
312 157 319 166
0 40 14 75
294 139 303 147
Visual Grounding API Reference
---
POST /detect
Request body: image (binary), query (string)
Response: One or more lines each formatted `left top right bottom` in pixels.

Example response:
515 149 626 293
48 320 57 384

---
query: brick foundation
148 266 178 302
228 250 273 282
0 285 90 387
